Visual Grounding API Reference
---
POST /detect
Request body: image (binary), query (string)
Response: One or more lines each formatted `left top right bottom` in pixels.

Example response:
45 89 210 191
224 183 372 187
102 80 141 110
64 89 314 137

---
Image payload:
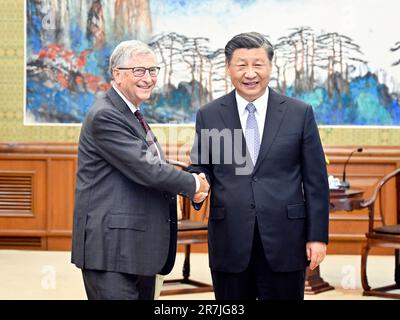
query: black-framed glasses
117 66 160 77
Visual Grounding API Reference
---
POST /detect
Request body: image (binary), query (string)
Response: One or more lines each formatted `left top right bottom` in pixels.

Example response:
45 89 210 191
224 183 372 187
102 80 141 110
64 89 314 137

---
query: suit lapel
106 87 166 160
218 90 242 130
253 88 287 173
219 90 253 169
106 87 148 142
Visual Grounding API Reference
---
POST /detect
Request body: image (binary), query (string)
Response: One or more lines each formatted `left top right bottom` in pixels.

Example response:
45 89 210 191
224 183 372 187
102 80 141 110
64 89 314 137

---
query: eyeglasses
117 66 160 77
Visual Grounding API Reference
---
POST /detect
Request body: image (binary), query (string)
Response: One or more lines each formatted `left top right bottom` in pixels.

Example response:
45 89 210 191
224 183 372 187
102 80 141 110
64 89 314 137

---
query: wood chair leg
361 242 371 292
182 244 191 282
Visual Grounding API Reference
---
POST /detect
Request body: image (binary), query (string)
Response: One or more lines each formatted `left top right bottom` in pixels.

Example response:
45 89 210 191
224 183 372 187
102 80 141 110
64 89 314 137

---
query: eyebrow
236 58 265 63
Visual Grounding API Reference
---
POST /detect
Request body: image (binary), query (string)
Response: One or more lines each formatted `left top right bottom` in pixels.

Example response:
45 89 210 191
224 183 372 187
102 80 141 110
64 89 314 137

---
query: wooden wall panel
0 143 399 255
0 160 46 231
47 158 76 250
0 143 76 250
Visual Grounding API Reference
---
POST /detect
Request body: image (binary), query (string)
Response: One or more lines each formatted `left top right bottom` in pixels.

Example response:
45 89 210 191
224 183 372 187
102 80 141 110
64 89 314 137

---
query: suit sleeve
301 105 330 243
188 109 213 210
91 108 196 200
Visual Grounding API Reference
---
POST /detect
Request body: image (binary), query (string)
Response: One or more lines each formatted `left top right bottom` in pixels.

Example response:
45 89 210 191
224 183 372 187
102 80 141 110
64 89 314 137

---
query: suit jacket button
250 204 255 209
253 177 258 182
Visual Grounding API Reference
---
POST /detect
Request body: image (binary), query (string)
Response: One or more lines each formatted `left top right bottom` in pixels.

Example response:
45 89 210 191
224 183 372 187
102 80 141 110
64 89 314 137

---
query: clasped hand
193 173 209 203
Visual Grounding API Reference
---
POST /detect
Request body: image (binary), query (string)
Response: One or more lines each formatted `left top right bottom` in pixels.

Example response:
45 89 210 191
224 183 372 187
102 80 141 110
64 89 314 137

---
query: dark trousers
82 269 155 300
211 220 305 300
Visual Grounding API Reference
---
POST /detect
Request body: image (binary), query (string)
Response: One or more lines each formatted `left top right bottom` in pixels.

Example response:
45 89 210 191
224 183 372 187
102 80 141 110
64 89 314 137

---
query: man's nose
244 67 257 78
141 70 152 81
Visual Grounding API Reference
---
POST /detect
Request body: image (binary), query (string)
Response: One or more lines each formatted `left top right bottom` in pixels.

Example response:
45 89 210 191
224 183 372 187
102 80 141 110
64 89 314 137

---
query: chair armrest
361 168 400 208
360 197 375 209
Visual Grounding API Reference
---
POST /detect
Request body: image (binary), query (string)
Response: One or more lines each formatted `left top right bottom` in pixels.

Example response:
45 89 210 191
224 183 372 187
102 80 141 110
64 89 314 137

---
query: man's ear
225 60 230 77
112 68 121 84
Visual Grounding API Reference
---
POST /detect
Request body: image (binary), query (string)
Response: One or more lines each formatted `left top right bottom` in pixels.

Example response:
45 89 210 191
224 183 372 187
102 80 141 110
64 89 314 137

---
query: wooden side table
304 189 364 294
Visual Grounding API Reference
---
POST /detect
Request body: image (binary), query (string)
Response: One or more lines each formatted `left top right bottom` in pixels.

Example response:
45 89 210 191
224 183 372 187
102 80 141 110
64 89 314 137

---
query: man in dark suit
71 40 209 300
190 32 329 300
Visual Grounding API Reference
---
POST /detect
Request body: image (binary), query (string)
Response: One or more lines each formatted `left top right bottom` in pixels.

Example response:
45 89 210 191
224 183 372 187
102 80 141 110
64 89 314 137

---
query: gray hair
225 32 274 63
109 40 155 78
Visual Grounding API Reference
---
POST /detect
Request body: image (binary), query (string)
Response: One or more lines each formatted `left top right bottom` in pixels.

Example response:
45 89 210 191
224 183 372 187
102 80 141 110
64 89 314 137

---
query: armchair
360 168 400 298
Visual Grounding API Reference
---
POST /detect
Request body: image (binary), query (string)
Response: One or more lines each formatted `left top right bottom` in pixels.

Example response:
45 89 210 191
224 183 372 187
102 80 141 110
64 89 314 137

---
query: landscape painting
26 0 400 125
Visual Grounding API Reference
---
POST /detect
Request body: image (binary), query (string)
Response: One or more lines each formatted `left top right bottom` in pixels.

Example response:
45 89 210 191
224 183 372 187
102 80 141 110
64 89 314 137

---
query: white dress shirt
235 87 269 144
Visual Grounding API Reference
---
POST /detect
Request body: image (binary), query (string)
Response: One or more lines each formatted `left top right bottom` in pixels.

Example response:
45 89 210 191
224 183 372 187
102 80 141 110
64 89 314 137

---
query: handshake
193 173 210 203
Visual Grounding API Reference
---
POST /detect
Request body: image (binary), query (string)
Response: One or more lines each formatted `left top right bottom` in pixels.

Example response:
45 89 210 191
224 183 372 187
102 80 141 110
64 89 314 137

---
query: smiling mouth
137 84 153 89
243 81 259 88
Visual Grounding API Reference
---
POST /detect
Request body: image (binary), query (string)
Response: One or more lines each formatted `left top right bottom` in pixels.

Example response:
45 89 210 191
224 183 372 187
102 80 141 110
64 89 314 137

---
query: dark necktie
134 109 161 159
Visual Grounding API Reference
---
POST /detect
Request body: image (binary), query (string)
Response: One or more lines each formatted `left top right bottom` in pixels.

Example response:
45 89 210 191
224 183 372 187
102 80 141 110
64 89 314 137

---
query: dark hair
225 32 274 63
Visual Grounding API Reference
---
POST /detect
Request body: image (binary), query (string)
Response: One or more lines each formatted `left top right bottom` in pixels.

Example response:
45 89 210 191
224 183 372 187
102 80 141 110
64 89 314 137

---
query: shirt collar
235 87 269 117
112 83 138 113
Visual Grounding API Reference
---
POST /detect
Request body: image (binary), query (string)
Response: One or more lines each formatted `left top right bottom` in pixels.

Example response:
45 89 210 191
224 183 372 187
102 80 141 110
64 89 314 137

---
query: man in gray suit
71 40 209 300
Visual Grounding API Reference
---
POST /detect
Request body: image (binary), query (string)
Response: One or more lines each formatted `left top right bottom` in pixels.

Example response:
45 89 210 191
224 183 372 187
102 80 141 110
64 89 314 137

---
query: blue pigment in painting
26 0 400 126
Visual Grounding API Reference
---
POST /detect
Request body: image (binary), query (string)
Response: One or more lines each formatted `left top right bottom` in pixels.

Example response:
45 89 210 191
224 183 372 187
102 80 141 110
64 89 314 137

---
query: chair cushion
374 225 400 235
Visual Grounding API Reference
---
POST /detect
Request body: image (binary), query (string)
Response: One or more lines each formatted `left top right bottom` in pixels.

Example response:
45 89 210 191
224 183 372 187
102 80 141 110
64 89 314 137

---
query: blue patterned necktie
245 102 260 164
